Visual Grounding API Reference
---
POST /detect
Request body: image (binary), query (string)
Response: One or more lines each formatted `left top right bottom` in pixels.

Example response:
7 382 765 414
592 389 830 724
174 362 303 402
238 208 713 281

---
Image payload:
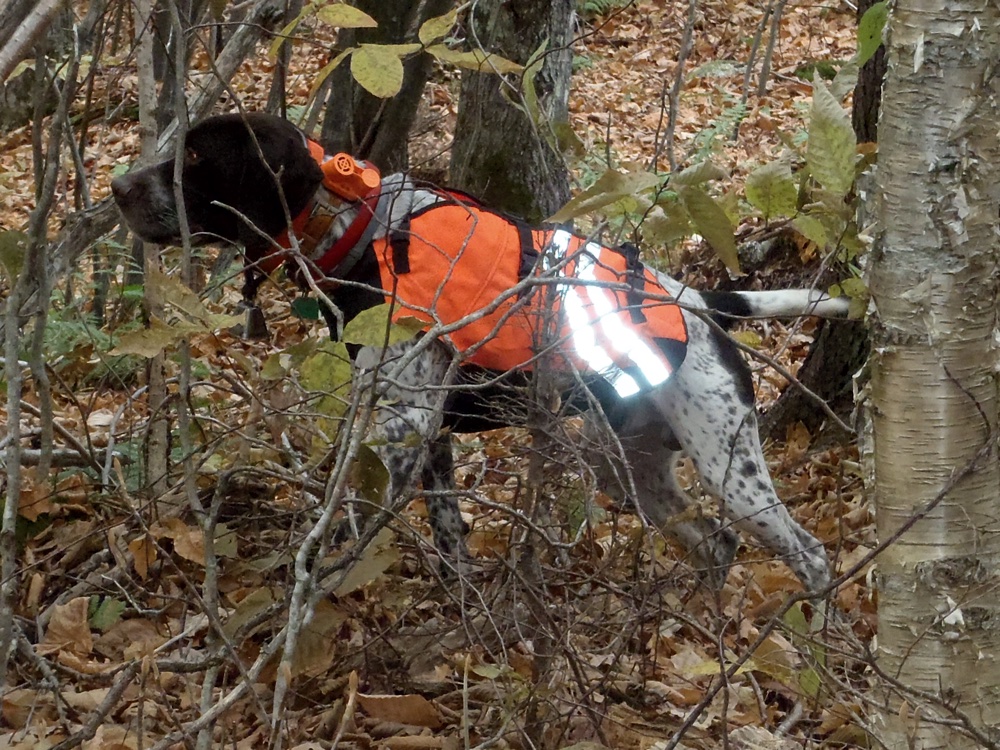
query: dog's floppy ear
183 113 324 259
236 113 325 257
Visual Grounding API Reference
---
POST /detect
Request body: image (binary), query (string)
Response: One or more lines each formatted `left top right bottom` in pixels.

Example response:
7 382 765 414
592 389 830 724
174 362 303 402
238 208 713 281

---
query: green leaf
425 44 524 74
121 284 144 300
342 303 425 347
745 159 798 220
640 204 691 247
832 276 867 299
678 186 740 273
260 353 287 380
793 213 829 248
552 121 585 156
799 667 821 698
351 44 405 98
829 58 859 102
783 601 808 635
471 664 504 679
0 229 28 281
547 168 660 224
215 523 238 558
299 340 352 393
857 1 888 66
672 160 728 186
111 316 201 357
351 444 390 504
521 37 548 131
90 597 125 632
334 527 399 596
316 3 378 28
418 7 458 45
806 81 856 199
291 296 321 320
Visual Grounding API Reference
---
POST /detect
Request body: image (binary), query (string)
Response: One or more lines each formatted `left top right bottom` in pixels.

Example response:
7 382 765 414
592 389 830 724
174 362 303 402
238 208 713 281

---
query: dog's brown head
111 113 324 261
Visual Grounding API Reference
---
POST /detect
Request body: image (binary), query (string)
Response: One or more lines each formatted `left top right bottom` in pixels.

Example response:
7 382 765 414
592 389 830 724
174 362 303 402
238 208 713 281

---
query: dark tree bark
320 0 451 174
852 0 886 144
153 0 213 129
448 0 573 222
265 0 304 116
761 0 884 440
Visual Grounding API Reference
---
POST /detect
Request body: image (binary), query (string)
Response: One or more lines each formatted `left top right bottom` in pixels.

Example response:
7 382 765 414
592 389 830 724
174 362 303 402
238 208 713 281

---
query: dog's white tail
701 289 851 324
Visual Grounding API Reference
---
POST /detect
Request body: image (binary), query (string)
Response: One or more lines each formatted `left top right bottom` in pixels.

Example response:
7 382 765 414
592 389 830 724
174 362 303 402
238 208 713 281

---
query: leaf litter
0 2 873 749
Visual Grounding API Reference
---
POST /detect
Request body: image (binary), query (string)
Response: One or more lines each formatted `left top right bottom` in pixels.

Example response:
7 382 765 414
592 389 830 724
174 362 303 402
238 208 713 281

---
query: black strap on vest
515 222 537 278
616 241 647 324
389 215 411 274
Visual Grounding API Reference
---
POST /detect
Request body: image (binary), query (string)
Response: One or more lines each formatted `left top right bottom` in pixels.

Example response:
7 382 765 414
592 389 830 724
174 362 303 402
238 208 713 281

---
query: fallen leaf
357 692 443 729
38 597 93 657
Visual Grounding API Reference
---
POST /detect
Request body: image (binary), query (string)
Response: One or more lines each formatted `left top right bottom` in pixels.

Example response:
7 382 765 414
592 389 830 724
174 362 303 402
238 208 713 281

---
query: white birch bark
870 2 1000 747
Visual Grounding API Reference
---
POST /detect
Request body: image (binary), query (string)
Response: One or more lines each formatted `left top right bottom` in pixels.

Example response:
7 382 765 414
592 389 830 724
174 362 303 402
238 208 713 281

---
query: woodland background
0 0 927 748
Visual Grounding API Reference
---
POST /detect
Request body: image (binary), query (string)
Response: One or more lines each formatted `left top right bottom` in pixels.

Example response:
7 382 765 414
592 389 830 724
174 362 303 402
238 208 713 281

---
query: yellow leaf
316 3 377 28
147 266 205 320
425 44 524 74
110 316 201 357
342 303 425 347
418 8 458 45
547 168 660 224
678 185 740 273
351 44 405 98
268 6 309 58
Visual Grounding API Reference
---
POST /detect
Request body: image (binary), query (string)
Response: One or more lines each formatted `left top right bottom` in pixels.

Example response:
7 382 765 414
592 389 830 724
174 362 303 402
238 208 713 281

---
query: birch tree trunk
869 2 1000 747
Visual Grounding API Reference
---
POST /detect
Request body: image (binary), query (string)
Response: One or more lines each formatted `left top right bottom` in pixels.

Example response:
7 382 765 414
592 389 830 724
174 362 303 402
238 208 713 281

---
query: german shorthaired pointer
112 113 850 592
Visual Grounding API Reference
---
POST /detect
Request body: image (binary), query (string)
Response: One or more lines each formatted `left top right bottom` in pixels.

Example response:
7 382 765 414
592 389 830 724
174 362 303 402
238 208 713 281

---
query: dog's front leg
353 339 468 573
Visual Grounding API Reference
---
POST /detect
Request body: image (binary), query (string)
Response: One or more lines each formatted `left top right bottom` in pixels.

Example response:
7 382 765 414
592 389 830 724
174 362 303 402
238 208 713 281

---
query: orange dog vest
369 195 688 398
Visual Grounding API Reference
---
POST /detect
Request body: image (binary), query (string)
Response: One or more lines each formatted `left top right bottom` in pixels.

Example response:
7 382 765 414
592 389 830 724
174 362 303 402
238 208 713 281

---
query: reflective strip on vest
547 230 672 398
369 201 687 391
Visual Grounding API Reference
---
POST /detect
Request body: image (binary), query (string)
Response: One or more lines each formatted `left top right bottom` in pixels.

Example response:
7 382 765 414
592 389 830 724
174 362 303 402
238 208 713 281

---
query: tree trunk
870 3 1000 748
448 0 573 222
319 0 451 173
762 0 884 441
852 0 886 144
154 0 212 130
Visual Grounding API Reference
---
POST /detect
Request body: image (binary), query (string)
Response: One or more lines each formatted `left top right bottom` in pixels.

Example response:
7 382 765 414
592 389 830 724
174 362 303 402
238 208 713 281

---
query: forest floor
0 2 876 749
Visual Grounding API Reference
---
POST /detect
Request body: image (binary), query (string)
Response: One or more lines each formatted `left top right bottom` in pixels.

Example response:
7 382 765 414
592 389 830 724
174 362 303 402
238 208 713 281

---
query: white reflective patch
546 229 674 397
547 236 636 396
562 273 641 397
581 243 671 387
544 229 573 269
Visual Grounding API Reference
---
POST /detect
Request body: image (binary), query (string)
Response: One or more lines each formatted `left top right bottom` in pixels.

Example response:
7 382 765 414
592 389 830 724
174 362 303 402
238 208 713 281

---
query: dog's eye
185 147 201 165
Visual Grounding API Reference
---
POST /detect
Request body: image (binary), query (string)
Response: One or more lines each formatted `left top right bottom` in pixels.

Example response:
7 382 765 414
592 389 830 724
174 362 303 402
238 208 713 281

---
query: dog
112 112 850 593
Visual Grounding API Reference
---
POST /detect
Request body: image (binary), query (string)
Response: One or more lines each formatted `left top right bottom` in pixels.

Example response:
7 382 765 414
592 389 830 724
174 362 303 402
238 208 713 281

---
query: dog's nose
110 175 129 204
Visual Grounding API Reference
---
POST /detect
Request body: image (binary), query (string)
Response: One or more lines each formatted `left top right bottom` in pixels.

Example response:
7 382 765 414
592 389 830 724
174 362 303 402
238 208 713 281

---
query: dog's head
111 113 324 261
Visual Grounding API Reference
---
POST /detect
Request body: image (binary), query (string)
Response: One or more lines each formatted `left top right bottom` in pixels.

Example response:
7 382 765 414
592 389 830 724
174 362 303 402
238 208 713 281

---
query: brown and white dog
112 112 849 591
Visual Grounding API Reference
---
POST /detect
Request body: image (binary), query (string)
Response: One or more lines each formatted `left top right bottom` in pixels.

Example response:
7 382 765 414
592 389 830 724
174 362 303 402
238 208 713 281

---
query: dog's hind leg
654 325 832 593
353 340 468 570
587 407 739 587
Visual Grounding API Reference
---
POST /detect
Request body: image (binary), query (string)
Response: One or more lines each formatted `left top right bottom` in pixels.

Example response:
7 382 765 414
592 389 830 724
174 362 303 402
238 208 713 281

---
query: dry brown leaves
0 2 872 749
